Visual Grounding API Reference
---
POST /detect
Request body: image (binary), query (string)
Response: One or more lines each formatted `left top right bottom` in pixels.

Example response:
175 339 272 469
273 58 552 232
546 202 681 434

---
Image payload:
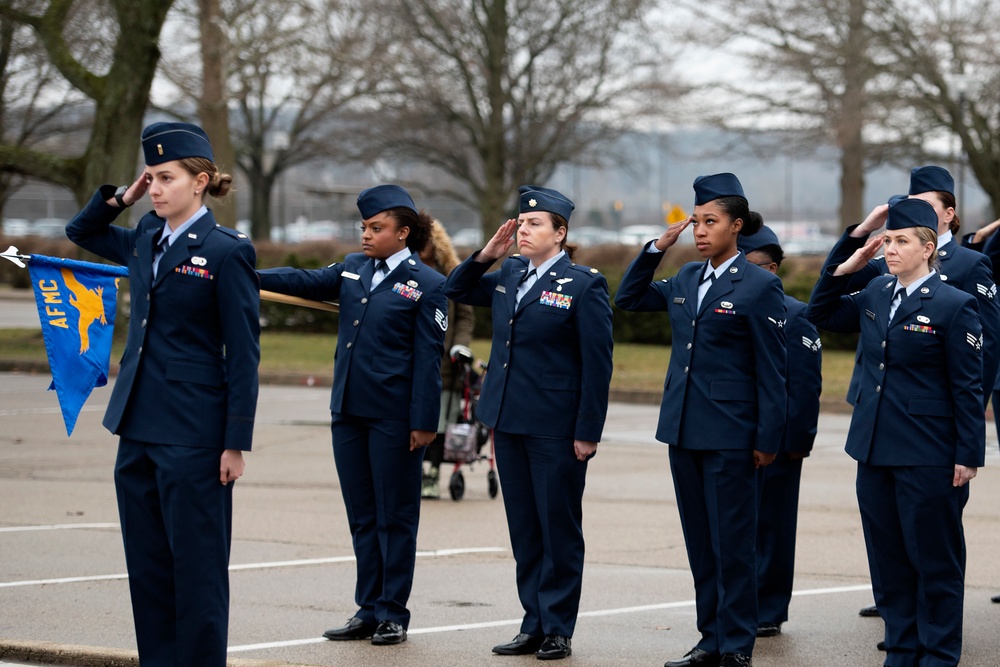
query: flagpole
3 246 340 313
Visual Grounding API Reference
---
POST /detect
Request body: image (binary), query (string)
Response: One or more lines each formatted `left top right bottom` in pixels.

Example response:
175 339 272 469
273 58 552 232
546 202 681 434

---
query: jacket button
684 366 689 373
137 346 142 355
346 342 352 349
141 318 147 328
691 320 696 327
506 341 510 348
509 318 514 325
361 297 368 304
876 385 881 393
881 341 886 348
879 363 885 370
353 319 359 326
503 362 508 369
146 293 151 301
686 343 692 350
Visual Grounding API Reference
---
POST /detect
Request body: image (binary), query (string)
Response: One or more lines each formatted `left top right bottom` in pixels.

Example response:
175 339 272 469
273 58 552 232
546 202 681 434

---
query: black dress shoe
992 593 1000 603
323 616 377 640
665 648 721 667
877 640 886 651
536 635 571 660
719 654 752 667
371 620 407 645
492 633 544 655
858 604 880 617
756 622 781 637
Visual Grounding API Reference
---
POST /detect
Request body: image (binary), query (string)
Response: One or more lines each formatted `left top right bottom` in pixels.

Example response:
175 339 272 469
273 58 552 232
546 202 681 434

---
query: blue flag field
28 255 129 435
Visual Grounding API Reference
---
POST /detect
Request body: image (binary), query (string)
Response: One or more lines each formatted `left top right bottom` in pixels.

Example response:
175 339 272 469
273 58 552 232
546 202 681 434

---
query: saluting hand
653 219 691 252
477 219 518 263
753 450 776 469
833 235 884 276
850 204 890 238
410 430 436 451
220 449 245 485
953 464 977 487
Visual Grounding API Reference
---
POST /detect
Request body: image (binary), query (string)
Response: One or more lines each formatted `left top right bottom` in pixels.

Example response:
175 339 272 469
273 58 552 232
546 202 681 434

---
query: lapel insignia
407 280 418 288
886 281 894 288
917 315 930 324
940 274 948 281
187 233 197 239
720 301 733 309
191 256 207 266
920 287 930 294
496 285 507 293
865 309 876 320
674 297 686 304
729 267 738 273
939 250 947 256
550 271 557 276
342 271 360 280
408 258 416 265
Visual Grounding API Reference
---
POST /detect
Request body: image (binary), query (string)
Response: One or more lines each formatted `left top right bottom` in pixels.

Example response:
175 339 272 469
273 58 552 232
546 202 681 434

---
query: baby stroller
441 345 496 501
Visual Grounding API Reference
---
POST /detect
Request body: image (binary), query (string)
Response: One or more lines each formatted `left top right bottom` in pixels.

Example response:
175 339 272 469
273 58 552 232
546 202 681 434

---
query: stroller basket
443 422 478 463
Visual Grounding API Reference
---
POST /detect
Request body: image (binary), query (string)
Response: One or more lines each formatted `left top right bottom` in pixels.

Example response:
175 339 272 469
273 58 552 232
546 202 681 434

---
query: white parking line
0 547 504 589
227 583 874 653
0 523 119 533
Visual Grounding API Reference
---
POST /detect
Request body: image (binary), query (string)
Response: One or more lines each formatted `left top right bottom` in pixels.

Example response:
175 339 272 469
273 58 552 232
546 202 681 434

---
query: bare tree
880 0 1000 220
367 0 675 237
0 0 175 206
683 0 909 230
197 0 237 228
159 0 387 240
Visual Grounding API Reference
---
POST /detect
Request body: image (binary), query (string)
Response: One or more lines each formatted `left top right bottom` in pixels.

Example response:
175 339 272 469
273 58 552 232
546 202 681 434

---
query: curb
0 640 318 667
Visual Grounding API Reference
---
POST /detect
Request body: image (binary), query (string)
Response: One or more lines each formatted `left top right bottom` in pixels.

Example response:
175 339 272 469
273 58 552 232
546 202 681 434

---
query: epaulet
567 263 601 278
214 224 251 242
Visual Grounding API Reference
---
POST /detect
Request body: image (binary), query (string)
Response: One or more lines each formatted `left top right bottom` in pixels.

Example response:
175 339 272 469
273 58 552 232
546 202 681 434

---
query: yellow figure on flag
666 204 688 225
61 267 108 353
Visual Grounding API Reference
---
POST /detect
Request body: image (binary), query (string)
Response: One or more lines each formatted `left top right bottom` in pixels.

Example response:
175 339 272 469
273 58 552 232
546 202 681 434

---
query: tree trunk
479 0 509 242
198 0 237 229
836 0 867 230
248 169 272 241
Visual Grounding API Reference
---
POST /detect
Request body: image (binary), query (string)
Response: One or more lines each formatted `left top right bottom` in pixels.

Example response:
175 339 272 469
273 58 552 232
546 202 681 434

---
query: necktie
888 287 905 323
371 259 388 289
515 268 537 307
696 270 715 310
152 234 170 279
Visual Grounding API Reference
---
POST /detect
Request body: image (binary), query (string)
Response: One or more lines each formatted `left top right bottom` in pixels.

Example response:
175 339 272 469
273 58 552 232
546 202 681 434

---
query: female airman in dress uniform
258 185 447 646
615 173 787 667
66 121 259 667
808 197 984 667
445 185 614 660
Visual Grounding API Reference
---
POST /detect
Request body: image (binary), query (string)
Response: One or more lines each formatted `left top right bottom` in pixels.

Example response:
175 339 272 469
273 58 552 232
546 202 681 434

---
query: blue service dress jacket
444 252 614 442
808 270 985 468
614 245 787 451
782 296 822 455
258 252 446 430
66 187 260 451
827 225 999 405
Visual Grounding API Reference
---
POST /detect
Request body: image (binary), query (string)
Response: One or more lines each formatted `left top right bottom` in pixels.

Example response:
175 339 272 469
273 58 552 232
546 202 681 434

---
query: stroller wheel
449 470 465 501
487 469 499 498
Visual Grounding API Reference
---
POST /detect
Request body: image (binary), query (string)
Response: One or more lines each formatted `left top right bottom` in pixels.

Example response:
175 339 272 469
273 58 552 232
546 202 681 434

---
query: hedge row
1 234 859 350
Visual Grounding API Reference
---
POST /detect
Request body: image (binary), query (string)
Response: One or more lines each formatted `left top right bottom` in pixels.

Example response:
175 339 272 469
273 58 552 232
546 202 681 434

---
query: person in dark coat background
66 121 259 667
808 197 984 667
737 222 822 639
615 173 787 667
445 185 614 660
258 185 447 646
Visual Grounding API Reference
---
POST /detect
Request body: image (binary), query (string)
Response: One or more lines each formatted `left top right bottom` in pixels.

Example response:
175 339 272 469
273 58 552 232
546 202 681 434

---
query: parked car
30 217 69 238
451 227 483 247
1 218 31 236
617 224 668 246
572 226 619 246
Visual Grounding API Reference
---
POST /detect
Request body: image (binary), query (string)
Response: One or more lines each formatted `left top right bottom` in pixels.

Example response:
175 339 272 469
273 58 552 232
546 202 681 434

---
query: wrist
114 185 132 208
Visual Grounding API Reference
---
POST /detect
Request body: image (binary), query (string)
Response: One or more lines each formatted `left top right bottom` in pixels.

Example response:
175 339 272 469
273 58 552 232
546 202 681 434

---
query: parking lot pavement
2 373 1000 666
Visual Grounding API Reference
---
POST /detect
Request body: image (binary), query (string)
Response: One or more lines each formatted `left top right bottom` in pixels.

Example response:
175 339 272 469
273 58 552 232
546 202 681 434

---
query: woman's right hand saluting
653 218 691 252
109 172 150 208
477 218 518 263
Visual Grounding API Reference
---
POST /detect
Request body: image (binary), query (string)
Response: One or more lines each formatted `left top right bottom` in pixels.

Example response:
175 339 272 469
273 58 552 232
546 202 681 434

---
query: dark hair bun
741 210 763 235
